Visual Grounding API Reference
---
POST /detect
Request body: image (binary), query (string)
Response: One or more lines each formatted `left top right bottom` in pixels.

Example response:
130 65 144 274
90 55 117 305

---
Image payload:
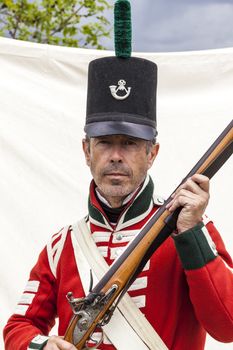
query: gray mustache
102 164 131 176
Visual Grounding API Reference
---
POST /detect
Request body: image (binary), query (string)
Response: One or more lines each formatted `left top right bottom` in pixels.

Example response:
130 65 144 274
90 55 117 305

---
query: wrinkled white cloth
0 37 232 350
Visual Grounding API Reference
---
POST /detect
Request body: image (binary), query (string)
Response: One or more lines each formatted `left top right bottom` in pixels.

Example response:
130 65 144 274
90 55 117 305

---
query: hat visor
84 121 157 141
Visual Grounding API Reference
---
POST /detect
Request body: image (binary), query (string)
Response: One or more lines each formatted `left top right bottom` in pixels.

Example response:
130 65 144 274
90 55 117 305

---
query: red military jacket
4 176 233 349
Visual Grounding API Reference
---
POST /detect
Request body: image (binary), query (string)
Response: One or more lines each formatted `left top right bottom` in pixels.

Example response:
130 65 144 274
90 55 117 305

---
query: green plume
114 0 132 58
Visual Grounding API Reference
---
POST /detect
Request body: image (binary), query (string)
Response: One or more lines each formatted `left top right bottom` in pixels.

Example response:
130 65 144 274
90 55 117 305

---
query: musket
64 120 233 349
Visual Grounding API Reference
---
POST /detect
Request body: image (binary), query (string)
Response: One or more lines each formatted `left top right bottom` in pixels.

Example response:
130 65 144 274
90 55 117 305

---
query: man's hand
44 336 76 350
166 174 210 233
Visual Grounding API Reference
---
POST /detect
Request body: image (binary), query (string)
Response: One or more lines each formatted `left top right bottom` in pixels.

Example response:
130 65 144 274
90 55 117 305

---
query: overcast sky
101 0 233 52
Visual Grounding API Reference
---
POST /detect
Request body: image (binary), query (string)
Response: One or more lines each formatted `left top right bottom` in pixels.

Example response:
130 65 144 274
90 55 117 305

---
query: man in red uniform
4 65 233 350
4 1 233 349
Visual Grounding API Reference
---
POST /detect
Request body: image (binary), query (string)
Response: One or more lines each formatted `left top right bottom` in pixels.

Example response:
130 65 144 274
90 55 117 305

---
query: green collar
88 175 154 229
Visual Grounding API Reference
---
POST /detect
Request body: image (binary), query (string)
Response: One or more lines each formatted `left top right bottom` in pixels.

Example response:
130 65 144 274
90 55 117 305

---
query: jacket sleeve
3 245 57 350
173 219 233 342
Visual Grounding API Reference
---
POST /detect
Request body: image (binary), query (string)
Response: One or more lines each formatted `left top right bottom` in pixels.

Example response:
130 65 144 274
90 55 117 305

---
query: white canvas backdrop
0 37 232 349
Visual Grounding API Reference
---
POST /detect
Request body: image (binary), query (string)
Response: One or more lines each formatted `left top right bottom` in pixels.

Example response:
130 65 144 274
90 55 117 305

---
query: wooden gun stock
65 120 233 349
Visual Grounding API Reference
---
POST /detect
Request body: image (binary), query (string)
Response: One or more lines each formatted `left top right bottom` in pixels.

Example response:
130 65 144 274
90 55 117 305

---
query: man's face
83 135 159 207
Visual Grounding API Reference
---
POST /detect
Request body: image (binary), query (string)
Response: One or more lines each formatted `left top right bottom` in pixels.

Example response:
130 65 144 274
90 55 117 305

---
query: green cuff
28 335 49 349
173 222 218 270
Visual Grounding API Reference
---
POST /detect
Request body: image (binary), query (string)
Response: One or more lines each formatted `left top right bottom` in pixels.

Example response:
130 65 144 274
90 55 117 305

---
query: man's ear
147 143 159 169
82 139 91 166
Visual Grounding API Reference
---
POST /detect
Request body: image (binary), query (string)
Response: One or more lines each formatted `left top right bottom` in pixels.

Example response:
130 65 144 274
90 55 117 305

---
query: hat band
84 121 157 140
86 112 156 128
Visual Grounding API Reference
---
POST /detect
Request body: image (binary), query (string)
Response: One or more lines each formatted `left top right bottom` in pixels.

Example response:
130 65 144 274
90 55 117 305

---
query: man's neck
95 187 140 209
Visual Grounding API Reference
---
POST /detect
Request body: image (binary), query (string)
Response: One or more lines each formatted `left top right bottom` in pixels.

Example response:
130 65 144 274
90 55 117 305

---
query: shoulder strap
71 218 168 350
47 226 69 278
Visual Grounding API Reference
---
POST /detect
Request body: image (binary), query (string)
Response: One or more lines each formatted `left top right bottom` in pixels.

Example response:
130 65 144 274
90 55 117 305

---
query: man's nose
110 144 123 162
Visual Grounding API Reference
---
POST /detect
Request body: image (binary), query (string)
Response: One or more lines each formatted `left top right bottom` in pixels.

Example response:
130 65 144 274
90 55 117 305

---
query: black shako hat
84 0 158 141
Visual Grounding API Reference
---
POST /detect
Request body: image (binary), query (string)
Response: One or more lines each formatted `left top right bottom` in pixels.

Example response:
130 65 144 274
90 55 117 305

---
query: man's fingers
190 174 210 192
44 342 58 350
173 175 209 195
167 188 208 212
167 192 197 212
44 336 76 350
165 174 210 232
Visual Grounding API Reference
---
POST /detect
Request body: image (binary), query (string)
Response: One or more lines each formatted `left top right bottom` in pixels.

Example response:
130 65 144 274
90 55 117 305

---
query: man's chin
102 184 131 198
109 179 124 186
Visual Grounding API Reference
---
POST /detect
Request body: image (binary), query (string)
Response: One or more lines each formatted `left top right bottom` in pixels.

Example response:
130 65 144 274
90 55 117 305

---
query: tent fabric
0 37 232 349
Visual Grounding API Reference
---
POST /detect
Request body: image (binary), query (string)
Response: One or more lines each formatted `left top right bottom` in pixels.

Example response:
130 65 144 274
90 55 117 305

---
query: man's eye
125 140 136 146
98 140 109 145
